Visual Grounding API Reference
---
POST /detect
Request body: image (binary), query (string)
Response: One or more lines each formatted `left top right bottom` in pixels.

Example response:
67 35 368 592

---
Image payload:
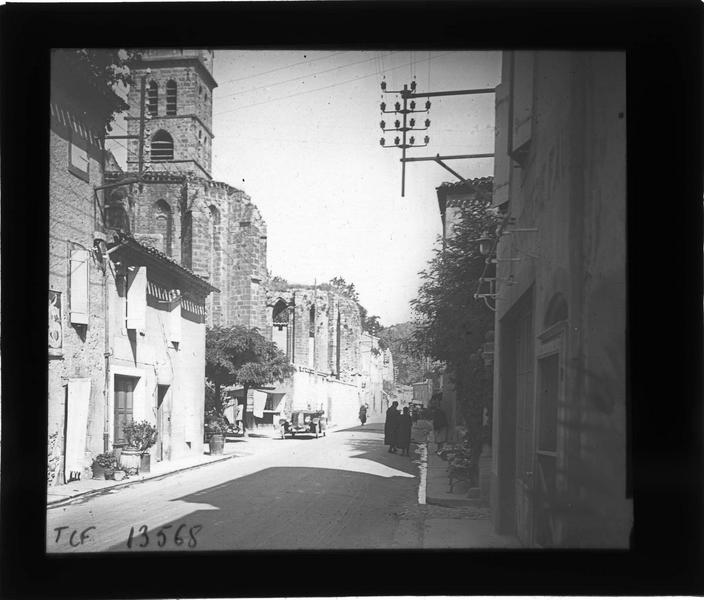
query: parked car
279 410 327 439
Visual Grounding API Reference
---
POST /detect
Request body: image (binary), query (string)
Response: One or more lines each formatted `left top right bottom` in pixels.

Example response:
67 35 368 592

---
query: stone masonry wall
266 288 362 379
126 62 213 178
124 175 268 332
50 118 110 483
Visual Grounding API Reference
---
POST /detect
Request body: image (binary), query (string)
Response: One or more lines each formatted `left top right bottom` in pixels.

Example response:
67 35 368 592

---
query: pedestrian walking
384 401 400 453
432 405 448 454
359 404 367 426
395 406 413 456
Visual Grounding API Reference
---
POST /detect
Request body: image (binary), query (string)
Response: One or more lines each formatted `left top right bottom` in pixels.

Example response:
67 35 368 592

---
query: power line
217 51 399 100
216 51 348 87
214 51 455 117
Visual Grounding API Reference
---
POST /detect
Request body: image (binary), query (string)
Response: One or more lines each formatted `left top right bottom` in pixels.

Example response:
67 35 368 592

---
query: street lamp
477 231 493 255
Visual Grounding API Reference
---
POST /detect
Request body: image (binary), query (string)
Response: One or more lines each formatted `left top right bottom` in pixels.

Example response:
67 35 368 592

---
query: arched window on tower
151 130 174 161
181 211 192 270
272 299 289 356
166 80 177 116
206 205 220 327
147 81 159 117
154 200 173 256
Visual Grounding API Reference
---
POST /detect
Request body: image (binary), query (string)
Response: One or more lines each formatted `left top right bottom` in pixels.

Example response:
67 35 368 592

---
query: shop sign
49 290 63 352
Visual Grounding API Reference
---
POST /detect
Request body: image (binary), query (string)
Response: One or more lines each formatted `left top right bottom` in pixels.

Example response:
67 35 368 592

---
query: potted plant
94 452 116 480
207 418 226 455
121 420 158 473
113 465 127 481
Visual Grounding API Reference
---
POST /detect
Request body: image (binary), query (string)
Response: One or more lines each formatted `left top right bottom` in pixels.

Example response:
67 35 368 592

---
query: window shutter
69 249 89 325
492 82 511 207
169 298 182 344
126 266 147 331
511 51 534 154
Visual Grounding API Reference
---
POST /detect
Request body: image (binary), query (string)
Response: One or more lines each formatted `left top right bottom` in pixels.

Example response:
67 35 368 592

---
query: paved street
47 421 511 552
47 423 506 552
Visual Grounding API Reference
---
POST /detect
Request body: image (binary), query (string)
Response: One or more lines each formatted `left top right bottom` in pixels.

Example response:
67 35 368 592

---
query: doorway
114 375 136 445
156 384 170 462
534 353 559 547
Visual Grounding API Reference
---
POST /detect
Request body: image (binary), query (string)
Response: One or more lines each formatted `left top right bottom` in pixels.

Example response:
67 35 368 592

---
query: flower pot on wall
120 449 141 472
91 462 105 480
113 470 126 481
104 469 115 480
209 434 224 455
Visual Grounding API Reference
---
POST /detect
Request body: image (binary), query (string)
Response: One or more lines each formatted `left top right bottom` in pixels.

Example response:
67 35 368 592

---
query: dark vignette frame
1 1 702 598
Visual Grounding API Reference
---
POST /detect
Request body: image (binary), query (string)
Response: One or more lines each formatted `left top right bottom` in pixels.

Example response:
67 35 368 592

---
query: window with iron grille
166 80 177 116
147 81 159 117
151 130 174 161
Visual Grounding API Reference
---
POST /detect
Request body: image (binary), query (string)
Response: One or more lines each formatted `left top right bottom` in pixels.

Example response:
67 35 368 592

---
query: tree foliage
410 188 500 475
205 326 295 417
52 49 140 132
377 322 428 385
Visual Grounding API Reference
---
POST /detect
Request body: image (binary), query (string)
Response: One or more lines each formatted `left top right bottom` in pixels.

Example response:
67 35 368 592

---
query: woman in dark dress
395 407 413 456
384 401 400 453
359 404 367 426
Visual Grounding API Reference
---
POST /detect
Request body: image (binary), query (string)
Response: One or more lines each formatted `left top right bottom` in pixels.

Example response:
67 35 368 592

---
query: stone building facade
490 51 630 547
105 49 268 333
49 50 216 486
260 286 394 429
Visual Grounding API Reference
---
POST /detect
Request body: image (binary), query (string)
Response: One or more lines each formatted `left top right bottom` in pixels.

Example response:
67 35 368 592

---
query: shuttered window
492 82 511 207
126 266 147 331
147 81 159 117
151 130 174 161
68 141 89 182
69 249 89 325
511 51 534 156
166 80 177 116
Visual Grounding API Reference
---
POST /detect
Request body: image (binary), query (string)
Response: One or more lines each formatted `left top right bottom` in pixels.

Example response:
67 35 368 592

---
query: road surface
47 421 433 552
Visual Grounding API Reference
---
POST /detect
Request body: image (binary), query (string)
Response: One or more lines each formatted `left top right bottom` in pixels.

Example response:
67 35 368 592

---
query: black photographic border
1 0 703 597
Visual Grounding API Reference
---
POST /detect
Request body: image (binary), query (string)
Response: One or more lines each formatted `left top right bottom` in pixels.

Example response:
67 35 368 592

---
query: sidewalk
411 419 521 548
47 436 273 507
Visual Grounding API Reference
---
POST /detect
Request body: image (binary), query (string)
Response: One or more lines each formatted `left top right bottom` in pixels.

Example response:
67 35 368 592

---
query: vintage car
279 410 327 439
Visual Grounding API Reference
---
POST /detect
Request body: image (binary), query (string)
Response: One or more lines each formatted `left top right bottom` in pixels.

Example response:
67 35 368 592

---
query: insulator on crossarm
380 120 386 129
424 135 430 144
410 100 416 110
394 136 400 145
409 136 415 145
425 100 431 110
381 80 387 90
409 118 416 127
394 101 401 111
380 137 386 146
394 119 400 128
425 118 431 127
380 102 386 111
410 80 417 91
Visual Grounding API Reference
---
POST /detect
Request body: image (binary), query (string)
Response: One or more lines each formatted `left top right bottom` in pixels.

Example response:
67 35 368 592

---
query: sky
110 50 502 326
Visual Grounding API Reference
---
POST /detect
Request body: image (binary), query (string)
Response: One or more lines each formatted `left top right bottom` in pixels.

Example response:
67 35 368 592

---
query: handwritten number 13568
126 524 202 549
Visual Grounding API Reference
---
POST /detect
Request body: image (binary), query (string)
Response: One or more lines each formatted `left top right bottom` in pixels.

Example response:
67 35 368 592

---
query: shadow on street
105 463 419 551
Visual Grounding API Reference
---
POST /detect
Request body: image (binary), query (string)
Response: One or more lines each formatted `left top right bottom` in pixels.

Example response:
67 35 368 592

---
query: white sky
109 50 502 326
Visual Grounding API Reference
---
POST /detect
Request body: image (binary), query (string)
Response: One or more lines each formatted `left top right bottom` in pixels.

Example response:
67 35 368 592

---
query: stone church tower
105 49 269 333
125 49 216 178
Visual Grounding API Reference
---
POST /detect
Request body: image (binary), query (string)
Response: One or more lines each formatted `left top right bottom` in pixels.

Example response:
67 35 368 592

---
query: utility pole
379 80 431 197
377 77 496 196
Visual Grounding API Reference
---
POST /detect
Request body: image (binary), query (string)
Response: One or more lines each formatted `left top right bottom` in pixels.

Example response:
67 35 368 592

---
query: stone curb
47 452 241 508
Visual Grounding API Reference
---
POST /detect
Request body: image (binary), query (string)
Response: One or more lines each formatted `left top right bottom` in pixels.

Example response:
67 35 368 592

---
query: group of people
383 401 414 456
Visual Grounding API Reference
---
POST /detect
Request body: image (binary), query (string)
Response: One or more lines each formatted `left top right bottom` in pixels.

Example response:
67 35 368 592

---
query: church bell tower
125 49 217 179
